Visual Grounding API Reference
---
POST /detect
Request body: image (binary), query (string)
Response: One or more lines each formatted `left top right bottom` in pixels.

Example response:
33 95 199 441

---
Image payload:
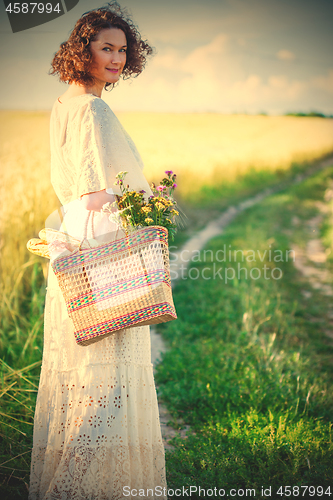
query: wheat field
119 112 333 196
1 110 333 295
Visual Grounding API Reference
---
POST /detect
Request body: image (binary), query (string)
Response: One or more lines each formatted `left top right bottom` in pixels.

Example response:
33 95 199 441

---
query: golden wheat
118 113 333 196
0 111 58 292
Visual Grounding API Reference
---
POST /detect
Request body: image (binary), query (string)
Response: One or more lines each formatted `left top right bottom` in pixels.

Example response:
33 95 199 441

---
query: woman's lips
107 68 119 73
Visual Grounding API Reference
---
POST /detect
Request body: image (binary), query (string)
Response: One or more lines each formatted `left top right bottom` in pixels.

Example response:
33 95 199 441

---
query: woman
28 3 167 499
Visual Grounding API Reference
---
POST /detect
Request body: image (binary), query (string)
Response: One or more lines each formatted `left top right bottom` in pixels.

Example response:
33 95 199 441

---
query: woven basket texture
51 226 177 346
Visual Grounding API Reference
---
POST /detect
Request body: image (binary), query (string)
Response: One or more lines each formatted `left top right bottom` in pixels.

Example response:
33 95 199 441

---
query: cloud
181 34 229 75
152 49 181 70
151 33 231 80
227 71 332 112
267 75 305 99
276 50 296 61
311 70 333 93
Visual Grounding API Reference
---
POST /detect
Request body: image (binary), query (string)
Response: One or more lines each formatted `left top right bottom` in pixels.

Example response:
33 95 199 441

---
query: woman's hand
80 190 116 211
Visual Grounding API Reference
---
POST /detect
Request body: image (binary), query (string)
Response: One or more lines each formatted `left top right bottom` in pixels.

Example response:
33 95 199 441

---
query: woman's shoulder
70 95 118 124
55 94 113 116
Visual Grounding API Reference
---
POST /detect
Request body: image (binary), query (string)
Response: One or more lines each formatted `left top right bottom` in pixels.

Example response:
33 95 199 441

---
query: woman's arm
80 189 116 211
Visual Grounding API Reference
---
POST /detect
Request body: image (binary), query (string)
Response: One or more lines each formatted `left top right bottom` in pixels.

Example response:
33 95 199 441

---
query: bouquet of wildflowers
102 170 180 241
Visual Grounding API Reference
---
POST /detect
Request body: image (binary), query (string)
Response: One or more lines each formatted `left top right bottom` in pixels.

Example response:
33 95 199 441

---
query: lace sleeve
74 98 152 202
76 99 115 199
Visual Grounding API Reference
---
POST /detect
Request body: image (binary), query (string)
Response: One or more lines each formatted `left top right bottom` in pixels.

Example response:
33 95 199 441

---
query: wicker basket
51 223 177 346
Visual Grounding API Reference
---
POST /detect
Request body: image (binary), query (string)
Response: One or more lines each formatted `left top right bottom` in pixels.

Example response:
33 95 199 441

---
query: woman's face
89 28 127 85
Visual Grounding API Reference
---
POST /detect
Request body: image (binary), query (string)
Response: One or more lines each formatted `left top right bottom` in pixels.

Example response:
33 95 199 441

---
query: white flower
102 201 118 213
107 206 133 230
115 171 128 180
102 202 112 211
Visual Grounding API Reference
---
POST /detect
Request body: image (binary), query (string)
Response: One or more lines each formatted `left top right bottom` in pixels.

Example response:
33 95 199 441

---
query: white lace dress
28 95 167 500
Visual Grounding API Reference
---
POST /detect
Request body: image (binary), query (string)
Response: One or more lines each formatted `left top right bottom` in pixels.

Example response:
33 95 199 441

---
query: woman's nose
111 51 122 63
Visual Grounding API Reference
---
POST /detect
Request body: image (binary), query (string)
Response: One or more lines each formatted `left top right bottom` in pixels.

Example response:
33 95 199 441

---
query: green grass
0 258 45 498
320 185 333 272
155 166 333 497
182 151 333 209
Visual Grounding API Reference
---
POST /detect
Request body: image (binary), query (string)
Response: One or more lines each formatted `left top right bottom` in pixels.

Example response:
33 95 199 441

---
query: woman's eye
102 47 126 53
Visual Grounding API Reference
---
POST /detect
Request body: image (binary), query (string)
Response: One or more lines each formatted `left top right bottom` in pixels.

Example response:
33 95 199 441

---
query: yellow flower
161 197 173 206
141 206 152 214
171 209 179 216
145 218 154 225
155 202 165 211
166 218 172 224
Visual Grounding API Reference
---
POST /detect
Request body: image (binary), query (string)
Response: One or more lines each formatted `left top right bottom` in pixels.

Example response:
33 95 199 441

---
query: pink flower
165 170 173 176
172 183 177 188
157 185 166 192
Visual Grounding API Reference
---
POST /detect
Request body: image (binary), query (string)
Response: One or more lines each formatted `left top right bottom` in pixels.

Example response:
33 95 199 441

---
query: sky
0 0 332 114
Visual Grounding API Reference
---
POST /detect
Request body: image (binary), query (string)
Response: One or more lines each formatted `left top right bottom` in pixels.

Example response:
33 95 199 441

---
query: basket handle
78 211 123 251
78 211 94 251
138 250 151 288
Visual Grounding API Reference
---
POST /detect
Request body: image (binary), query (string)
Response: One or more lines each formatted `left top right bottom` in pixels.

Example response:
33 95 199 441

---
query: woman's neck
59 82 104 101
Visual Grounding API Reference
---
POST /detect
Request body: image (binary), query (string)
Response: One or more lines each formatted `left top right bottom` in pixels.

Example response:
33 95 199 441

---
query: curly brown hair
50 1 154 90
